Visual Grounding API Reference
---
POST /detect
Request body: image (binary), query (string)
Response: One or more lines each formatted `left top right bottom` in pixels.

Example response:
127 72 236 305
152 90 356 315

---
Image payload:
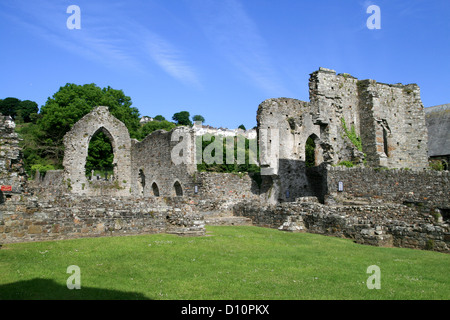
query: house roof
425 104 450 157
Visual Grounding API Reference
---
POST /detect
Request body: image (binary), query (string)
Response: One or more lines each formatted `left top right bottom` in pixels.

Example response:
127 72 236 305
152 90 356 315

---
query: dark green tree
172 111 192 126
17 83 141 173
17 100 39 123
153 115 166 121
238 124 246 130
0 97 21 118
140 120 176 138
305 137 316 168
85 131 114 176
196 134 259 175
192 114 205 123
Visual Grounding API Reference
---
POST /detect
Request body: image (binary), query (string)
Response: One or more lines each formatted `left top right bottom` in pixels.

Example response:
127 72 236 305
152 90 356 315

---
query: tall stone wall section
308 67 429 170
257 67 431 203
131 127 197 197
62 106 132 196
357 80 428 169
0 114 27 199
257 98 321 203
308 69 363 165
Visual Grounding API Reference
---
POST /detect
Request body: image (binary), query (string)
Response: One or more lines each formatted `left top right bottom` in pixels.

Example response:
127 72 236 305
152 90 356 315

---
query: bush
340 118 362 152
30 164 55 179
429 160 445 171
337 161 354 168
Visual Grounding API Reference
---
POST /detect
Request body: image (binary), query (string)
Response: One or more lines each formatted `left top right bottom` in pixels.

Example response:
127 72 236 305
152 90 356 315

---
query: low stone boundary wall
232 199 450 253
0 195 205 243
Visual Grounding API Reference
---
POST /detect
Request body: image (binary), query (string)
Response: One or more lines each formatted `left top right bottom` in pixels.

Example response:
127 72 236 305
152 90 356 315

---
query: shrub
30 164 55 178
429 160 445 171
337 161 354 168
340 118 362 152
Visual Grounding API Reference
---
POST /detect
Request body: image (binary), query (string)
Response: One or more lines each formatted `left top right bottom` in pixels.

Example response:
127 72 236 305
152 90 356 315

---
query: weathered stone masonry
1 68 449 254
63 106 132 196
258 67 430 203
0 114 27 198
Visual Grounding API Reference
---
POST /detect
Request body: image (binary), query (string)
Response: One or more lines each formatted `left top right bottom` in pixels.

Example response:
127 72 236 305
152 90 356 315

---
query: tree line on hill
3 83 257 178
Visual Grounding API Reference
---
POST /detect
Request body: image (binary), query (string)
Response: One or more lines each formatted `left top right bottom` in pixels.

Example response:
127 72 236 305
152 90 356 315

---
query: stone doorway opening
305 134 322 167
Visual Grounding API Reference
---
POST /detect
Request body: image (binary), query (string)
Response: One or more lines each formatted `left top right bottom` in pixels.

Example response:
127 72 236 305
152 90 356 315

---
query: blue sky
0 0 449 129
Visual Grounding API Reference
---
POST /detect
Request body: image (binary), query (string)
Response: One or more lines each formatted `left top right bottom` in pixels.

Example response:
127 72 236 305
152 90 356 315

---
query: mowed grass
0 226 449 300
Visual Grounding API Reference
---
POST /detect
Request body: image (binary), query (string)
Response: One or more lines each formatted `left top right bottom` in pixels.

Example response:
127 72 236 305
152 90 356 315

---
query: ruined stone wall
256 98 321 203
1 171 264 244
233 199 450 253
62 106 132 196
131 126 197 197
0 114 27 198
0 195 205 243
324 166 450 209
196 172 260 200
357 80 428 169
308 67 429 169
309 68 362 165
257 67 430 203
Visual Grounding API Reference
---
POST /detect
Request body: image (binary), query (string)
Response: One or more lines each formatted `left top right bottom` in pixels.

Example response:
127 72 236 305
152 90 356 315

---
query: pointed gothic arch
62 106 132 195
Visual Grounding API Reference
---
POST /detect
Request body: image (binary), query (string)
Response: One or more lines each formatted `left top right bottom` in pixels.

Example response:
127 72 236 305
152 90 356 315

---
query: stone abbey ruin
1 68 449 253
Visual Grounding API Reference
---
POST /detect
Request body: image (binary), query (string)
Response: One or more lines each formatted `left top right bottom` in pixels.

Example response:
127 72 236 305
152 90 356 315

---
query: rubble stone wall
131 126 197 197
232 199 450 253
0 195 205 243
0 114 27 196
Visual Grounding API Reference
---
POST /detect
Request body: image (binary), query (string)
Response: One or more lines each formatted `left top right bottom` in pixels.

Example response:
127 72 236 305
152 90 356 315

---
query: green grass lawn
0 226 449 300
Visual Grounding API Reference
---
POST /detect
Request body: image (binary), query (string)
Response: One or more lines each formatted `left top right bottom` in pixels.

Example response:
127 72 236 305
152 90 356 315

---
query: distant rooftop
425 104 450 157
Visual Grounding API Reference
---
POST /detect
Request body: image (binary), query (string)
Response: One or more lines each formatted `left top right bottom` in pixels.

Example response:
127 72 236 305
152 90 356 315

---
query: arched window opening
305 136 316 168
85 129 114 180
152 182 160 197
174 181 183 197
139 169 146 195
383 128 389 157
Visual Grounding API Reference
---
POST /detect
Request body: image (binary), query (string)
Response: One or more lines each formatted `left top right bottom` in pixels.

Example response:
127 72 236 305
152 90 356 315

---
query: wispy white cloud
142 32 203 89
1 0 202 88
188 0 291 96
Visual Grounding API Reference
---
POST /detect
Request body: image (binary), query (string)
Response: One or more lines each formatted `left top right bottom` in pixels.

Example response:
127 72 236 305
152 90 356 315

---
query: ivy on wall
340 118 362 152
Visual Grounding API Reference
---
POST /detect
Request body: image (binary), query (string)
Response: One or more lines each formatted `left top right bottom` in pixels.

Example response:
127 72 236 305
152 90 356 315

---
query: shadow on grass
0 278 150 300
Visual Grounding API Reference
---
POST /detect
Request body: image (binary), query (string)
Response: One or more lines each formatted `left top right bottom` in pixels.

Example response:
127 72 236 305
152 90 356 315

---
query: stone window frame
173 180 183 197
151 181 160 197
62 106 132 195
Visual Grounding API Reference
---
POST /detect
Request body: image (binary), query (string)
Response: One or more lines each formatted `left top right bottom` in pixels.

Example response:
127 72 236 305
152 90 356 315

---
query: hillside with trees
4 83 259 178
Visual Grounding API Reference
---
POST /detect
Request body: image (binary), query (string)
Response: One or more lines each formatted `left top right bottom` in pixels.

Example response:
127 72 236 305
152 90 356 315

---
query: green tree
18 83 141 173
305 137 316 168
238 124 246 130
196 134 260 175
85 131 114 176
172 111 192 126
140 120 176 138
192 114 205 123
39 83 140 144
153 115 166 121
17 100 39 123
0 97 21 118
0 98 39 123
